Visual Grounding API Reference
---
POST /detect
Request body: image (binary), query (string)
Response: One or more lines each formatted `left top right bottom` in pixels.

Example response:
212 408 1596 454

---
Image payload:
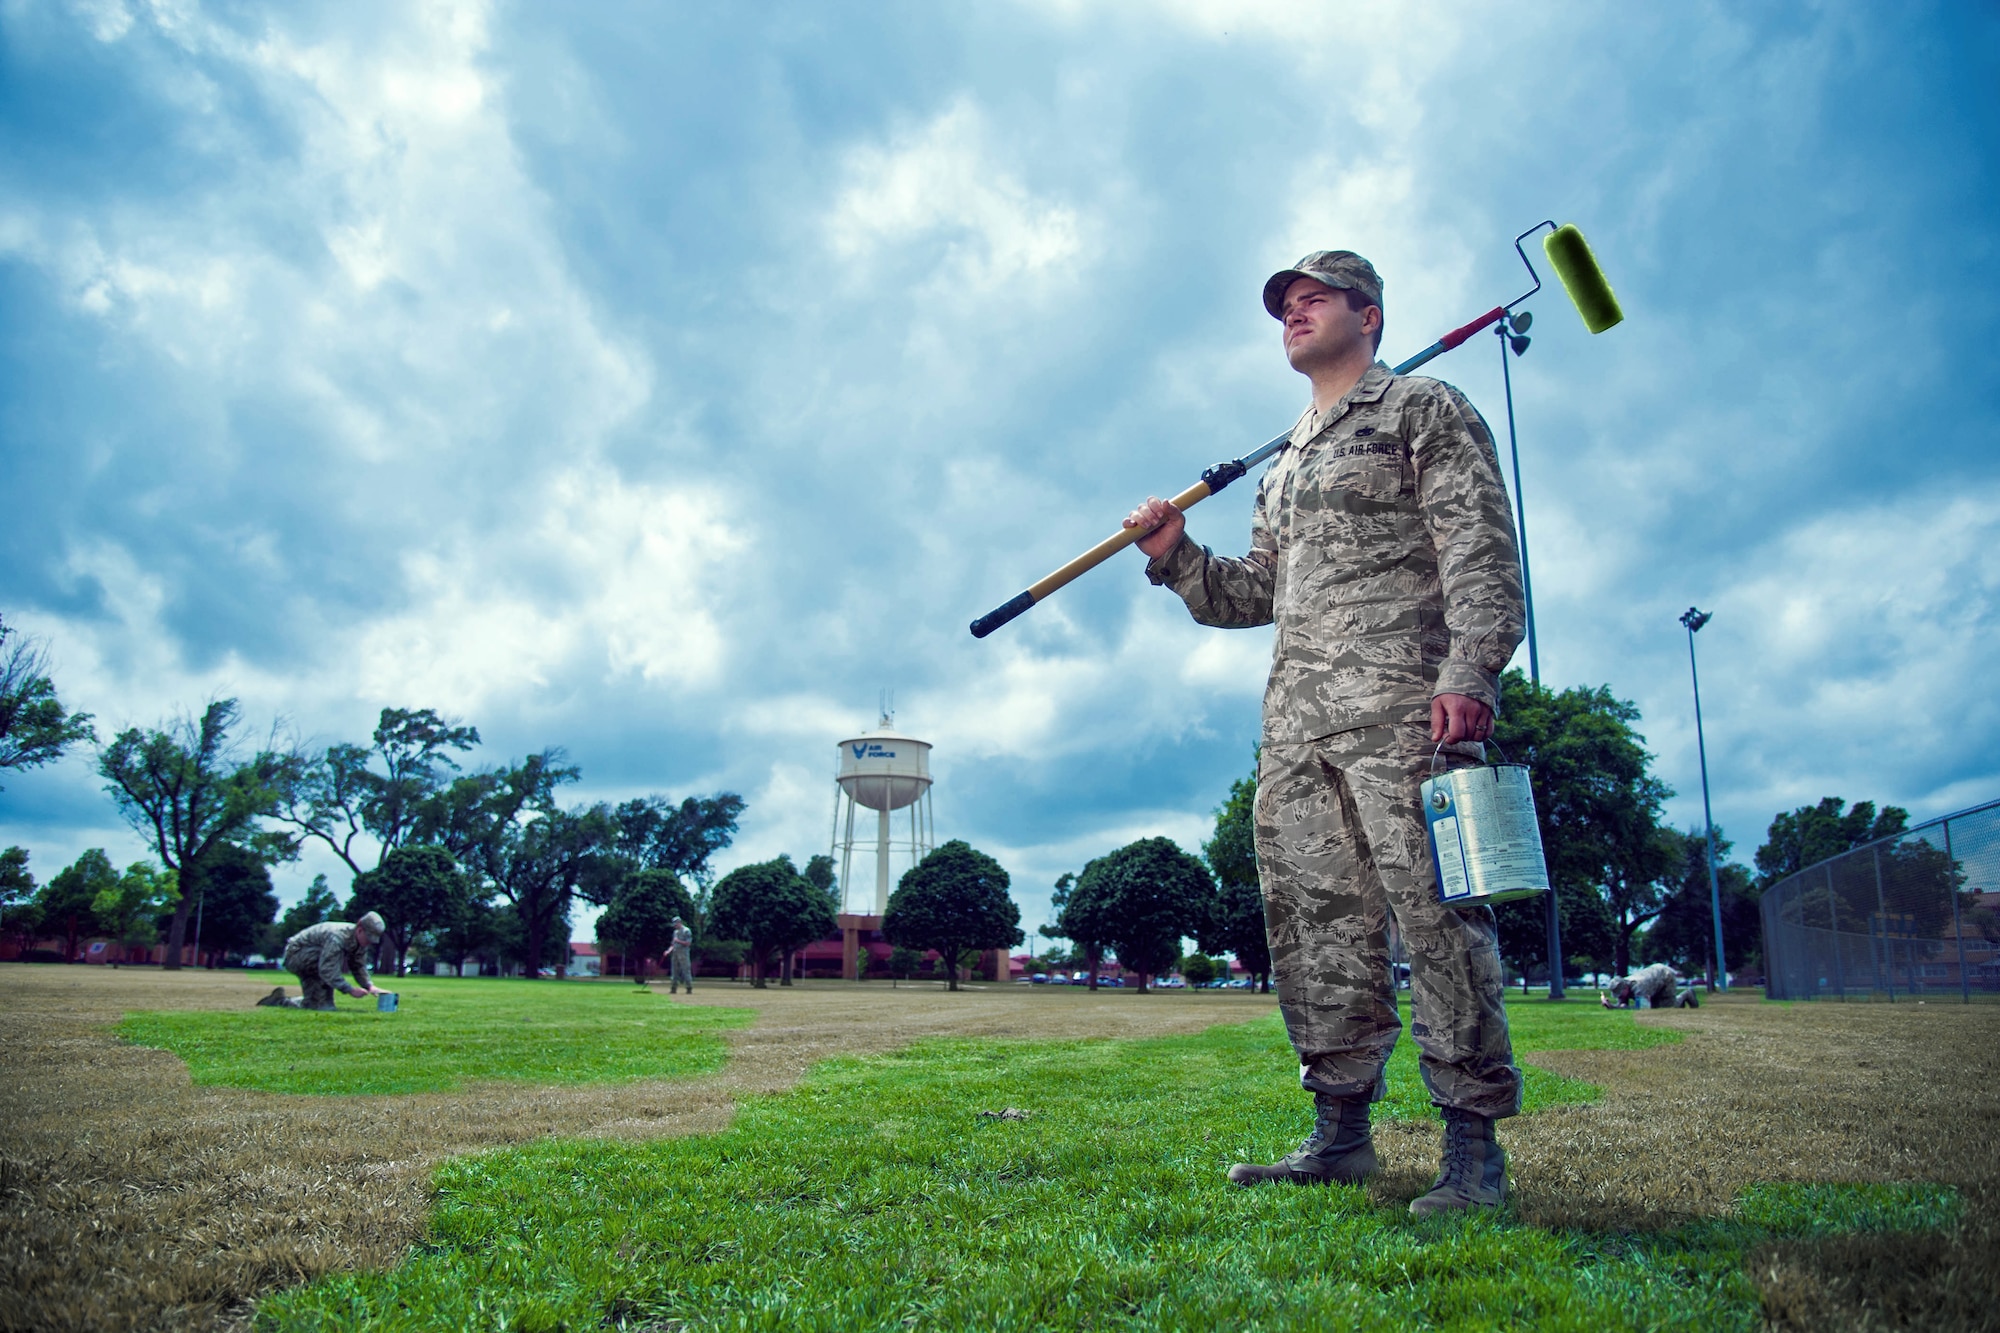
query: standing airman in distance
1128 251 1527 1215
257 911 389 1010
668 915 696 994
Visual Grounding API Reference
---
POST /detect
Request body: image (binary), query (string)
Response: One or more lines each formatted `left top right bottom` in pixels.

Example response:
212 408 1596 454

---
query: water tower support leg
877 805 892 914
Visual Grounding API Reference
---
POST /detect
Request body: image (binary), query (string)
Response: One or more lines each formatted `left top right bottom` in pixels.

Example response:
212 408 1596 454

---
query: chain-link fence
1762 798 2000 1001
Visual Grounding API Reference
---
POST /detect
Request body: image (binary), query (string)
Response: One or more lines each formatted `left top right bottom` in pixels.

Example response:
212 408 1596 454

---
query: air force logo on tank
852 743 897 759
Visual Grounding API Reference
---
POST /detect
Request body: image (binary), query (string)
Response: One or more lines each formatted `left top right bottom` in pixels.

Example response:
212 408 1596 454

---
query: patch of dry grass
0 967 1266 1332
1503 998 2000 1330
2 967 1996 1331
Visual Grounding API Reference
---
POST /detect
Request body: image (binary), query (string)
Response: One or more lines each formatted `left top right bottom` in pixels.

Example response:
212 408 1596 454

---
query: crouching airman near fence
1130 250 1525 1216
1602 962 1698 1010
256 912 389 1010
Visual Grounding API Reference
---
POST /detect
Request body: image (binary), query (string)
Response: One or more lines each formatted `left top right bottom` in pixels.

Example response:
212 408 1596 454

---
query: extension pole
968 313 1509 639
1498 320 1561 1000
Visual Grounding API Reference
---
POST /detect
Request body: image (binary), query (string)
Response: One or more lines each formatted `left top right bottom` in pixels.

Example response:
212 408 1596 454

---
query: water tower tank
830 716 935 916
835 726 932 811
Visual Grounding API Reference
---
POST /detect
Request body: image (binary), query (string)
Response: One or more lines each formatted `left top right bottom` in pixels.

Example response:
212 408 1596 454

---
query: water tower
831 713 935 915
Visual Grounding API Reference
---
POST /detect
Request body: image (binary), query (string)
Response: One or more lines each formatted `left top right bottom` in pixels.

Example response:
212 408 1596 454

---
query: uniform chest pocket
1320 438 1410 504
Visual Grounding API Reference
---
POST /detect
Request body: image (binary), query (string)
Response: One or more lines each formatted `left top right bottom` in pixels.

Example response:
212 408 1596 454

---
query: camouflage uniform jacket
283 921 372 992
1148 362 1526 742
671 924 693 957
1620 963 1679 1005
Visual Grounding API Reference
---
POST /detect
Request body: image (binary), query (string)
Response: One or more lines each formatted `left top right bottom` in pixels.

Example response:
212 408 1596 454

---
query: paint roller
968 222 1622 639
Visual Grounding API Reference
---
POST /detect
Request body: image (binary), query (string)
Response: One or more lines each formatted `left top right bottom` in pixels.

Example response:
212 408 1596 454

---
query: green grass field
115 978 756 1095
251 1002 1957 1332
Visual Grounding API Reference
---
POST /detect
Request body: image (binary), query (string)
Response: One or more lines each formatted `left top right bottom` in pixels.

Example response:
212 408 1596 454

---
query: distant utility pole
1680 606 1727 992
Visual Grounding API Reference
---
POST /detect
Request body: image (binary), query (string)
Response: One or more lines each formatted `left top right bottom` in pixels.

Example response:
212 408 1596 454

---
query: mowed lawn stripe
115 977 755 1095
256 1004 1950 1332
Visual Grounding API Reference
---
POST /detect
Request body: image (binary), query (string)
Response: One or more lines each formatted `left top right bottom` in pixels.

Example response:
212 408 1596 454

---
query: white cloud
826 99 1088 295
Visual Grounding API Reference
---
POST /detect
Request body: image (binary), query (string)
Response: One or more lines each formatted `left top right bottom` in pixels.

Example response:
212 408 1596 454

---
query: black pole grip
970 590 1035 639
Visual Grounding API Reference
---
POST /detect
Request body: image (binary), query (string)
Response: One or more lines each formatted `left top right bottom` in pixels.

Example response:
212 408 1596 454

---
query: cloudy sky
4 0 1997 938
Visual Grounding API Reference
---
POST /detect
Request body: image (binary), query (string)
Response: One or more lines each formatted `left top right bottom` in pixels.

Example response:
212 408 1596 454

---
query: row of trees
1039 838 1249 994
598 852 842 988
0 669 750 975
1 612 1976 988
1175 669 1941 987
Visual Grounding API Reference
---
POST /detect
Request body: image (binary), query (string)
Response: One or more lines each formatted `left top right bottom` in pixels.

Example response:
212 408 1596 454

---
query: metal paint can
1421 748 1549 906
377 992 399 1012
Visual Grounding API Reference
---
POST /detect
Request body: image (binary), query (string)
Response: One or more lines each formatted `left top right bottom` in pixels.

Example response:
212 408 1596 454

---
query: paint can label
1421 764 1550 904
377 992 399 1012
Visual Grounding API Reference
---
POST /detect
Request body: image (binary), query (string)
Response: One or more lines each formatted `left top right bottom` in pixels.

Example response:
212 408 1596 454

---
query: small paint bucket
1421 745 1550 906
377 992 399 1012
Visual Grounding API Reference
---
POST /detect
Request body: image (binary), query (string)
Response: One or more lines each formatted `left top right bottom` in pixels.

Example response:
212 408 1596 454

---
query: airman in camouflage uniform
669 916 695 994
259 913 387 1010
1130 251 1525 1214
1603 962 1696 1009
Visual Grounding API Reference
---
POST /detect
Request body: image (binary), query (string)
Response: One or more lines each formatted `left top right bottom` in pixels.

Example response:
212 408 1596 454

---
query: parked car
1030 973 1050 984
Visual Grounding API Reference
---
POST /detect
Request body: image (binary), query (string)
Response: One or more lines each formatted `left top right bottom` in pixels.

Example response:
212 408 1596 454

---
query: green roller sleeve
1543 223 1624 333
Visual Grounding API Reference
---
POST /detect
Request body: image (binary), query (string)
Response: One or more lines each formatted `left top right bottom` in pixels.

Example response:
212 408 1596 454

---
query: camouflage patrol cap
357 911 386 936
1262 251 1384 319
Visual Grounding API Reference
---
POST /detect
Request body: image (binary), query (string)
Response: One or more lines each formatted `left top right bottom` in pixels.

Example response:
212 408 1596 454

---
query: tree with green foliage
40 849 117 961
610 793 747 888
184 843 280 964
1179 952 1220 986
887 943 923 985
1754 798 1909 889
274 707 481 876
776 859 839 985
710 855 838 988
0 614 95 790
1205 879 1273 992
99 699 290 969
1488 669 1662 982
0 846 39 950
418 750 605 979
1201 766 1274 991
882 841 1022 993
433 896 508 976
1497 878 1617 990
802 852 837 903
91 861 176 958
1070 837 1214 993
1051 870 1112 990
350 844 472 976
259 874 340 957
1645 826 1760 982
597 870 697 982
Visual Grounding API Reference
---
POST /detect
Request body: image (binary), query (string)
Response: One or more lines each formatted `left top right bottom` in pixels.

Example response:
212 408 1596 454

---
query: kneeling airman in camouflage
1129 251 1526 1216
1602 962 1698 1010
257 911 389 1010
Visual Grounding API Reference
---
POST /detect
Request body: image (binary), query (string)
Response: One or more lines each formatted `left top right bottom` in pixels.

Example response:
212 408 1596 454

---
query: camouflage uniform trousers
281 939 339 1011
1255 721 1522 1118
669 948 694 993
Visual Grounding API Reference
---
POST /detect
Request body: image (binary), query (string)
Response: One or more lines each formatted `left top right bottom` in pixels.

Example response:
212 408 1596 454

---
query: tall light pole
1680 607 1727 991
1498 313 1563 998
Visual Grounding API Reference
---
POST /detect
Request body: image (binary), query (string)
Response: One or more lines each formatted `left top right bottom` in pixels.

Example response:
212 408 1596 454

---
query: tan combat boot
1227 1092 1377 1186
1409 1107 1507 1216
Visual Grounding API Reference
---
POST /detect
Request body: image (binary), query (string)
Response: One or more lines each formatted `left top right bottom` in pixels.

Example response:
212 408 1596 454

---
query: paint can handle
1429 739 1514 776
